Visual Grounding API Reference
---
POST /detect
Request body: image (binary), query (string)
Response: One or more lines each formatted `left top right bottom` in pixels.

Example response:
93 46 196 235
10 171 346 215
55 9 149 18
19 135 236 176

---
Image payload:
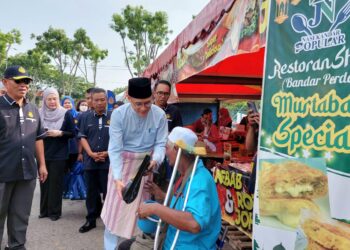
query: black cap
3 65 32 81
202 108 212 115
128 77 152 99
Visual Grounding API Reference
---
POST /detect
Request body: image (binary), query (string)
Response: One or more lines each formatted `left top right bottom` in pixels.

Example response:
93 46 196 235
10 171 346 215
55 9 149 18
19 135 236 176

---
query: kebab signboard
253 0 350 249
214 164 254 234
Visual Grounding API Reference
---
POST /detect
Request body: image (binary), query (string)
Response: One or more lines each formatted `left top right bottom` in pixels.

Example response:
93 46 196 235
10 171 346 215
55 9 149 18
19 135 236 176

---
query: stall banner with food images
254 0 350 249
159 0 268 84
214 164 254 234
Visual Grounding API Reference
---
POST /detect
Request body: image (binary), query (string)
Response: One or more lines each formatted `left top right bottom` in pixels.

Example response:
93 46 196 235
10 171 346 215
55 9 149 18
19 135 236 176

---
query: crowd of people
1 65 265 250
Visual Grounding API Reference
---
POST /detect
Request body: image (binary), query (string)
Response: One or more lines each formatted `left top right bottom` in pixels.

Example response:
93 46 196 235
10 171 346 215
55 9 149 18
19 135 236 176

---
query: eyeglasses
131 99 152 108
156 91 170 97
10 78 32 85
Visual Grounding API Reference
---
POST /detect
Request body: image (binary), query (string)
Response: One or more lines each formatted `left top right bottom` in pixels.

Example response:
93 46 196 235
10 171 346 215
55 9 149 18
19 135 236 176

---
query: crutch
153 147 182 250
169 154 200 250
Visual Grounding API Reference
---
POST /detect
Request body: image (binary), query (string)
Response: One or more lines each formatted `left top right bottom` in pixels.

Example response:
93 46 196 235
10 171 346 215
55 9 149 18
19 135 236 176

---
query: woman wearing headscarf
61 96 85 199
39 88 75 221
61 96 79 166
62 96 79 118
218 107 232 128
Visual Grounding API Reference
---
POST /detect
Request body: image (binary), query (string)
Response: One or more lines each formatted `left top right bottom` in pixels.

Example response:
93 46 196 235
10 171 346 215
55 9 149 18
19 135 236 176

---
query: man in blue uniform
78 88 111 233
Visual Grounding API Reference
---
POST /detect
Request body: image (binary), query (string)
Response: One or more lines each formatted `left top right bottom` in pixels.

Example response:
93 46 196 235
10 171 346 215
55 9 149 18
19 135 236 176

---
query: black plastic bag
122 155 151 204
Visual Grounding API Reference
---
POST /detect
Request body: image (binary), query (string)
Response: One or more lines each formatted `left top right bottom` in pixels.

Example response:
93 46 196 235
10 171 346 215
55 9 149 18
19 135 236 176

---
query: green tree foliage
32 27 71 94
110 5 172 76
222 100 261 122
5 49 54 102
222 101 249 122
4 49 94 102
2 27 107 101
113 86 127 95
32 27 108 95
0 29 21 68
69 77 94 100
88 44 108 86
4 50 89 101
113 86 128 101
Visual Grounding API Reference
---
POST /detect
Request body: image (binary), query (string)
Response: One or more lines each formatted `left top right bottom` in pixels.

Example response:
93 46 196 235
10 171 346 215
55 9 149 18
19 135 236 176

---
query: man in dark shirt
153 80 183 187
153 80 183 132
0 66 47 250
78 88 111 233
77 87 96 162
85 87 95 110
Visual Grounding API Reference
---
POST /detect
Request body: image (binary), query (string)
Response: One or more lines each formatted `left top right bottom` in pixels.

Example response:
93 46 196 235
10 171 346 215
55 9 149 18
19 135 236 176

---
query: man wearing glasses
0 66 48 250
101 77 167 249
153 80 183 132
153 80 183 188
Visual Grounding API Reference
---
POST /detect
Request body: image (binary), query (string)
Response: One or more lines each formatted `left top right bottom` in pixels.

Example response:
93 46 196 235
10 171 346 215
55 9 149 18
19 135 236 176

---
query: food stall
143 0 268 239
145 0 350 248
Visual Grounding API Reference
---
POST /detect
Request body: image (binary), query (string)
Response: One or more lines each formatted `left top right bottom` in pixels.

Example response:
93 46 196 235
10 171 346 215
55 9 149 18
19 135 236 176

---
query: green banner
254 0 350 249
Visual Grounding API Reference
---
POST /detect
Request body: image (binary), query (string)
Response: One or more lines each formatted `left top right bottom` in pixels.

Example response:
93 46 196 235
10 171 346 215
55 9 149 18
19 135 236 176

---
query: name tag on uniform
26 118 37 122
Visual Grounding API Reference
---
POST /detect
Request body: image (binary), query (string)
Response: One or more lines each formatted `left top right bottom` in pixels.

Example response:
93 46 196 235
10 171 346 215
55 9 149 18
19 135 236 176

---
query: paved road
1 181 104 250
1 181 234 250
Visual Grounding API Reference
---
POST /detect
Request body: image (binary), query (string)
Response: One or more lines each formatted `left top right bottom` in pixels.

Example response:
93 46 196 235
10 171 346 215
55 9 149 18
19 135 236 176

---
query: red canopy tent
143 0 267 102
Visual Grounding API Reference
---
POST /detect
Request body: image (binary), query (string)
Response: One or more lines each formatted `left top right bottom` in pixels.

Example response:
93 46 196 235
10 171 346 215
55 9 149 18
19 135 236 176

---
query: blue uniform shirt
78 110 111 170
163 160 221 250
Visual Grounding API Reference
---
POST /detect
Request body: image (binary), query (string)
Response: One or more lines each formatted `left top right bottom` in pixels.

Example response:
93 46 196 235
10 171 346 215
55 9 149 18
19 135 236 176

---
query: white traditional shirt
108 103 168 180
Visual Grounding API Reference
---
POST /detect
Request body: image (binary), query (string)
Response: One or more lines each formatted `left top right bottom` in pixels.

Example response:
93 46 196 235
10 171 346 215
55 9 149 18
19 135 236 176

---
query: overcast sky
1 0 210 90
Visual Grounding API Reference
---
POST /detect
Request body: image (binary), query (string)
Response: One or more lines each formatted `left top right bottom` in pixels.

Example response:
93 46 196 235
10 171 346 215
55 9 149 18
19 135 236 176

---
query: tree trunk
93 61 97 86
58 56 66 96
121 37 133 77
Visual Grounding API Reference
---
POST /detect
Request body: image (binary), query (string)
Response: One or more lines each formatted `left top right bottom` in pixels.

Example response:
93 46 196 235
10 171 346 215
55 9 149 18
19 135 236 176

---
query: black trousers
65 153 78 173
0 179 36 250
118 238 135 250
84 169 108 222
40 160 66 217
